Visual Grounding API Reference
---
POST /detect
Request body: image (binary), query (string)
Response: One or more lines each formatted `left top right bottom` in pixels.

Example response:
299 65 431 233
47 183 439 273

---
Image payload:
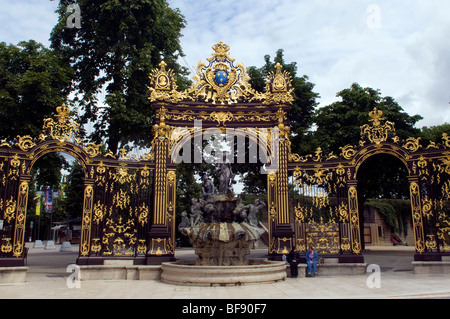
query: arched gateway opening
357 153 415 273
145 42 295 263
357 153 411 248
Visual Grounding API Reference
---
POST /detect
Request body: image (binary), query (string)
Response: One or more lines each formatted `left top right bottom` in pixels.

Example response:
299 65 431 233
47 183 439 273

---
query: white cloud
1 1 59 46
171 0 450 127
2 0 449 128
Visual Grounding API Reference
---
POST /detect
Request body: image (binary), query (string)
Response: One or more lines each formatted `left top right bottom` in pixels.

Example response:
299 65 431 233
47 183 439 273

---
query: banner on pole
36 192 41 216
44 189 53 213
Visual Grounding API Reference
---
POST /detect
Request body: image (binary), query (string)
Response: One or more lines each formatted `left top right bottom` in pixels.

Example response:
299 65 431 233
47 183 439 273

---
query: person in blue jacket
305 246 318 277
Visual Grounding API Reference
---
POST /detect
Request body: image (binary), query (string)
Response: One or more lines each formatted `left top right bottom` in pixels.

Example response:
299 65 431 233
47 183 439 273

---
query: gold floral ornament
265 63 294 105
147 61 188 103
190 41 263 104
16 135 35 151
147 42 294 105
42 104 79 142
360 107 396 144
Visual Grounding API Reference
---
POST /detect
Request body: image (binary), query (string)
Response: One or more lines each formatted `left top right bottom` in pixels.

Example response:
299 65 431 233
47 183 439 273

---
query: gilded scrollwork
8 154 20 180
93 201 107 224
0 139 11 148
340 145 357 159
85 143 102 157
148 42 293 106
360 107 396 144
443 133 450 148
16 135 36 151
403 137 422 152
42 103 79 143
4 196 16 223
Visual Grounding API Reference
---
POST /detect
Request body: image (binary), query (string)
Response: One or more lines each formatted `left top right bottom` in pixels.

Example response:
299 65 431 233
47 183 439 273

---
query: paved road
2 243 449 300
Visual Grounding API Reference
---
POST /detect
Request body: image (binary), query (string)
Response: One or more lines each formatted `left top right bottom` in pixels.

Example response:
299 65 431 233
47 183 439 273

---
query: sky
1 0 449 129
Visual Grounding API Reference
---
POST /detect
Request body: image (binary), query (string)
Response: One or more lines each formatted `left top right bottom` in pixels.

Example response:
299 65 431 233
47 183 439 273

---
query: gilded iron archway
288 107 450 262
145 42 296 263
0 42 298 266
1 44 449 267
0 104 155 266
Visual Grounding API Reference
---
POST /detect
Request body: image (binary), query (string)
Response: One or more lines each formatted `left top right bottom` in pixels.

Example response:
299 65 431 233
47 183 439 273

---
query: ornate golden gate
145 42 296 263
0 43 448 267
0 104 154 266
0 42 297 265
288 107 450 262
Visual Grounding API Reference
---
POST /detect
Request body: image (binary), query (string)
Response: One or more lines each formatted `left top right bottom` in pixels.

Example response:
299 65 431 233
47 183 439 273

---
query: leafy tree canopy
50 0 189 153
313 83 423 155
420 123 450 146
240 49 320 194
0 40 72 141
247 49 320 155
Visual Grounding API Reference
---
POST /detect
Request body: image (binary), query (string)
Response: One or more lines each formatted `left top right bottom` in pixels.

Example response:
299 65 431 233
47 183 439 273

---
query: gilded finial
274 62 283 72
159 60 167 70
56 103 70 122
368 107 384 126
207 41 234 62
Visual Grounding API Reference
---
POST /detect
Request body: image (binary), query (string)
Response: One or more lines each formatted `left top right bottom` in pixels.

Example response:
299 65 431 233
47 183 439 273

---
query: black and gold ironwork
0 105 154 266
1 43 448 266
289 107 450 262
0 42 296 266
146 42 295 262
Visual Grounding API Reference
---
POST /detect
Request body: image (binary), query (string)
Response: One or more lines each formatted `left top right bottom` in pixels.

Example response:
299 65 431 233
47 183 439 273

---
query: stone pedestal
45 240 56 250
146 225 175 265
412 261 450 274
33 240 44 248
60 241 72 252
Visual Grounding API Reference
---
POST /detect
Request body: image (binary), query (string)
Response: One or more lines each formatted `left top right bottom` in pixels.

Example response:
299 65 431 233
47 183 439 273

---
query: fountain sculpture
178 161 266 266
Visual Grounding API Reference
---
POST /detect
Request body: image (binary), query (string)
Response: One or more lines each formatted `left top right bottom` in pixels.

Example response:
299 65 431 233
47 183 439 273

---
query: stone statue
245 198 266 226
218 160 236 195
178 164 266 266
178 211 191 234
233 203 248 222
190 198 203 226
201 173 215 199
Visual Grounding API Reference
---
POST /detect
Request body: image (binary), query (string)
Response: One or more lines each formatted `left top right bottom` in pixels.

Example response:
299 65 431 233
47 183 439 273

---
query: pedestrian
305 246 318 277
287 247 301 278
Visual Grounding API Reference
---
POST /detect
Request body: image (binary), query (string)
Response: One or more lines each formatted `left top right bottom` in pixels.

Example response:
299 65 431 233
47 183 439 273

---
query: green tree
50 0 189 153
32 153 70 191
248 49 319 155
313 83 423 200
313 83 423 155
420 123 450 146
64 160 85 220
0 40 72 141
357 153 410 200
239 49 319 194
0 41 72 218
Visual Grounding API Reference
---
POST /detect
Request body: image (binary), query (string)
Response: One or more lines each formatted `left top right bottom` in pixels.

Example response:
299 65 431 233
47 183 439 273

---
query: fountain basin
160 259 286 286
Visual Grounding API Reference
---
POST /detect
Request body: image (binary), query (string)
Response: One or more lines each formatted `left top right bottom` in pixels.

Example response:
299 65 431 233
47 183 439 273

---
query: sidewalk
1 243 449 299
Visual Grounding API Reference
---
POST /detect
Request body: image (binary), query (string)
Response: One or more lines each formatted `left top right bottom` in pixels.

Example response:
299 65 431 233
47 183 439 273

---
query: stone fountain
160 161 287 286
